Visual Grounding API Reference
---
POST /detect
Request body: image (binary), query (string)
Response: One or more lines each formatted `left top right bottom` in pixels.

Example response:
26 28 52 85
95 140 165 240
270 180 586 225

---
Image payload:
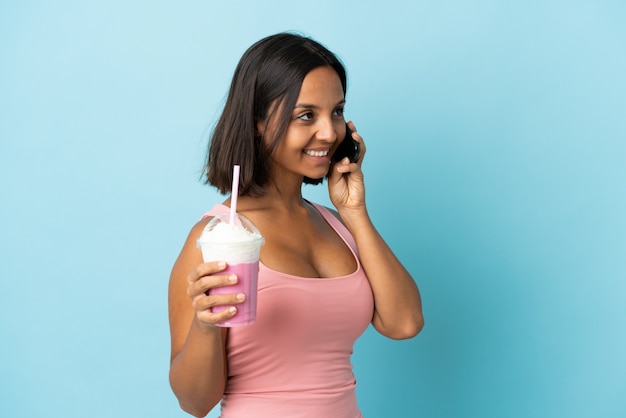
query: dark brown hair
204 32 347 196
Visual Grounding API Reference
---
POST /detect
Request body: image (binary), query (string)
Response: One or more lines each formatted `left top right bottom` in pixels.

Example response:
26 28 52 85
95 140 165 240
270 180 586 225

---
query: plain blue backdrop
1 1 625 417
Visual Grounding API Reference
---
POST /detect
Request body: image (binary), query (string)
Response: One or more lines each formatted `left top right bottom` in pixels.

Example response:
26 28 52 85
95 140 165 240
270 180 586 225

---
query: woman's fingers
186 260 245 326
193 292 245 326
187 271 237 298
191 291 245 312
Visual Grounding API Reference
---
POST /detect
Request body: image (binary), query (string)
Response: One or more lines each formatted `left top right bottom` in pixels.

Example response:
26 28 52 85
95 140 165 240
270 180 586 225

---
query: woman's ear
255 100 281 140
255 120 266 138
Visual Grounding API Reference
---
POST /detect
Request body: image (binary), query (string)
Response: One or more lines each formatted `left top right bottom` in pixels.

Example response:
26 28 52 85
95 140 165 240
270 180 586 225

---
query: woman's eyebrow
294 99 346 109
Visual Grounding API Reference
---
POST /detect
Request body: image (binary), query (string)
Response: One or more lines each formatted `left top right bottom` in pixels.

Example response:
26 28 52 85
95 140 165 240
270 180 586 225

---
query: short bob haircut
204 32 347 197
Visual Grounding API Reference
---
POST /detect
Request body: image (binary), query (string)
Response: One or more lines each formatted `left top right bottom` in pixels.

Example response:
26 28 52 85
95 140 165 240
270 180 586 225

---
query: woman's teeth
304 150 329 157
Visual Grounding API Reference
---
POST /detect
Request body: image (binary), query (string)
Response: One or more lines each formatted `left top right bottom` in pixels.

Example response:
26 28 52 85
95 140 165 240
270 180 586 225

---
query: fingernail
217 261 226 268
228 274 237 283
236 293 245 301
229 307 237 314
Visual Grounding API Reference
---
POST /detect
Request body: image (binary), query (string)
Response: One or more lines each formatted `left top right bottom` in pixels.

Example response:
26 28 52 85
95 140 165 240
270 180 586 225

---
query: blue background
1 1 625 417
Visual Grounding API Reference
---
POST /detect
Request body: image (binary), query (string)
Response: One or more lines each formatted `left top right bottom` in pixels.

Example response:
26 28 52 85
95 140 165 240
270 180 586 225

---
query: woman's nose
315 119 337 142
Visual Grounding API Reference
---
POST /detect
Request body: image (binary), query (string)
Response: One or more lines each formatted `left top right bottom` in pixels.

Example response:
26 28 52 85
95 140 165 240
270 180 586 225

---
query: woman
168 32 424 418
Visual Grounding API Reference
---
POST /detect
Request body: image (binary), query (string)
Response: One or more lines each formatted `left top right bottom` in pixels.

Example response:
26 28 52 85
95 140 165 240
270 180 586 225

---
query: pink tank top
202 202 374 418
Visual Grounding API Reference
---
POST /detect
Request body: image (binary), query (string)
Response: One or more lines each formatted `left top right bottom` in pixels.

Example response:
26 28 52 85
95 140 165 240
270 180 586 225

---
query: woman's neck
225 180 307 214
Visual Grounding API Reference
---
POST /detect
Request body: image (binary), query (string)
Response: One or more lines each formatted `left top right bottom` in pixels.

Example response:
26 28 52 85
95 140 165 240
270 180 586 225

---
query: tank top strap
201 203 229 219
309 202 358 256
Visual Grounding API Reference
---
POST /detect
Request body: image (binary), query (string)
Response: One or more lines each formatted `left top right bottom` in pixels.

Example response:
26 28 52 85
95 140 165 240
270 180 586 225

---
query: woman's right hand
186 261 245 329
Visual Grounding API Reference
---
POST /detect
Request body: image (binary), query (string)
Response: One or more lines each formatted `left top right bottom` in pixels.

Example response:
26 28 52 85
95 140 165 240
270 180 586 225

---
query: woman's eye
297 112 314 121
333 108 345 117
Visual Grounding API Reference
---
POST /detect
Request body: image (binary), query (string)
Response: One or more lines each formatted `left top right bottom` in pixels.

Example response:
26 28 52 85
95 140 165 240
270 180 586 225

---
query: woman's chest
257 214 357 279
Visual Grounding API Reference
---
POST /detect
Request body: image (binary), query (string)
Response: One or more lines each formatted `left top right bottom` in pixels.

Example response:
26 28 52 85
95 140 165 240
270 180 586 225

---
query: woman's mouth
304 149 330 157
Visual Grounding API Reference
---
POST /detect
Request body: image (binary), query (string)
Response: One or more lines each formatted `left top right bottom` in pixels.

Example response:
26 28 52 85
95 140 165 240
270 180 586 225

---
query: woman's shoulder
182 202 231 246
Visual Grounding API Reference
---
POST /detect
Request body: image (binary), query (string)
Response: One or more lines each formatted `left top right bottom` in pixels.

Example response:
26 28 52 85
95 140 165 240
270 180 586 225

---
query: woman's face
261 66 347 183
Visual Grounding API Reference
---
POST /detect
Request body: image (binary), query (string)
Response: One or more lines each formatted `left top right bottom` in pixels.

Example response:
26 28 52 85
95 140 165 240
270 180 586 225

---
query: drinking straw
229 165 240 225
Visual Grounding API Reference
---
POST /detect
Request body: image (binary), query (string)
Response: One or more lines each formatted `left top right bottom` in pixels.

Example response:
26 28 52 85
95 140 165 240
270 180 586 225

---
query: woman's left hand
328 121 367 212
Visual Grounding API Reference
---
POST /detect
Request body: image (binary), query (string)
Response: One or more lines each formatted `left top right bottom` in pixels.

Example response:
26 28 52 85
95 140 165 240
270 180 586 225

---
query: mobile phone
332 123 360 163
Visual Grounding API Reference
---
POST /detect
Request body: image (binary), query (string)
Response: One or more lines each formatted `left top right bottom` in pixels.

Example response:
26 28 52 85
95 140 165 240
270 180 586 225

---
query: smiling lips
304 149 330 157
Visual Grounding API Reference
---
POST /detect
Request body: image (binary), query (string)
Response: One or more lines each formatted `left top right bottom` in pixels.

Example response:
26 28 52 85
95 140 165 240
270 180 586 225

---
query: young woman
168 32 424 418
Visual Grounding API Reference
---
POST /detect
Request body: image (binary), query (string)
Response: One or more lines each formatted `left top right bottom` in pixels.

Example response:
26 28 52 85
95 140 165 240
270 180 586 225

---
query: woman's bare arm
338 209 424 339
168 220 241 417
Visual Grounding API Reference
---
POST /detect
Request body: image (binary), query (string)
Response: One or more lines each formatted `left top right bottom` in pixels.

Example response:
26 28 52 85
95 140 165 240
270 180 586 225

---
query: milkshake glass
196 212 264 327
